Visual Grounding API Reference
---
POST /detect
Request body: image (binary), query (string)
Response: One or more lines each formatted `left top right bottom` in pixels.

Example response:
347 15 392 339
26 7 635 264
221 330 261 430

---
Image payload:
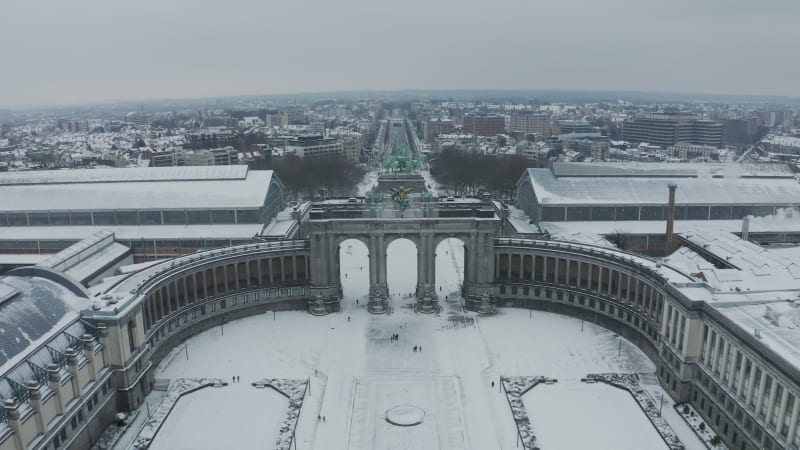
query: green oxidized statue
390 186 413 211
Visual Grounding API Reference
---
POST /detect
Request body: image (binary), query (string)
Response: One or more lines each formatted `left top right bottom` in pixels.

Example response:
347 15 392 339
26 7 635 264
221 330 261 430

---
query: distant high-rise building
148 146 238 167
462 114 505 137
510 112 551 136
186 127 238 150
126 112 151 128
308 122 326 136
265 112 289 128
722 118 759 146
283 106 306 125
424 118 455 143
555 120 593 135
285 135 343 159
622 113 722 148
757 110 793 129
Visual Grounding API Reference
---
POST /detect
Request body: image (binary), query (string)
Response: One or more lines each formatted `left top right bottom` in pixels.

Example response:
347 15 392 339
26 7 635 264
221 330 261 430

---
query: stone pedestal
464 286 496 315
307 287 340 315
415 284 438 314
368 285 388 314
308 296 329 316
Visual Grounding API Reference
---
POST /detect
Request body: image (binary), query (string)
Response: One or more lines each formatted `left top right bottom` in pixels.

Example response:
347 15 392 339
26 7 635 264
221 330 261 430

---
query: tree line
429 148 532 200
268 156 365 199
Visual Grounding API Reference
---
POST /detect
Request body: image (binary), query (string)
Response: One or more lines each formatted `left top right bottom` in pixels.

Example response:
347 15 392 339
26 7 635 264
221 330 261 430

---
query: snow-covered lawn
149 382 288 450
525 382 669 450
140 236 704 450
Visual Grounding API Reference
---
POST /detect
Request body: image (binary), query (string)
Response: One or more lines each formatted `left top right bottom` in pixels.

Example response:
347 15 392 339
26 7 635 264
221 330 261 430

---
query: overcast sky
1 0 798 107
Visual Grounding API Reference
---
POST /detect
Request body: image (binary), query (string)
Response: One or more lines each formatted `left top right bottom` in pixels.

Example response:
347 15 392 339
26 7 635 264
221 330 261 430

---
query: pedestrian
322 416 326 423
348 316 351 322
318 415 321 421
232 376 235 383
491 381 495 388
345 273 348 278
413 346 417 352
419 346 422 352
237 376 240 383
356 299 359 305
439 286 442 291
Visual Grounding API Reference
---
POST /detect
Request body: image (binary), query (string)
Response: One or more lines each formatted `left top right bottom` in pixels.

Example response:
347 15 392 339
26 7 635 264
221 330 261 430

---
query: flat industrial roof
0 225 263 241
523 164 800 206
0 167 274 211
0 165 249 185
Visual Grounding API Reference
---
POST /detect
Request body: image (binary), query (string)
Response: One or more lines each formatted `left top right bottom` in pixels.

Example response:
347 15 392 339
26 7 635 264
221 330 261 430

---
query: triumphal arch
307 190 500 313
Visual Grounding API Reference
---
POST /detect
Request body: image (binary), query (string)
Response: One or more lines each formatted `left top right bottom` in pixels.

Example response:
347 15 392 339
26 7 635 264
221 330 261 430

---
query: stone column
268 257 275 283
212 269 219 296
378 234 387 289
468 233 477 283
586 262 592 289
785 398 800 447
426 235 435 289
483 233 495 284
542 256 548 281
65 347 81 397
553 258 559 284
181 277 189 306
26 380 46 436
328 234 337 286
417 235 426 296
311 234 324 285
369 234 378 290
529 251 536 282
142 300 151 330
776 389 789 436
3 399 25 449
82 334 99 379
245 261 252 287
46 364 64 416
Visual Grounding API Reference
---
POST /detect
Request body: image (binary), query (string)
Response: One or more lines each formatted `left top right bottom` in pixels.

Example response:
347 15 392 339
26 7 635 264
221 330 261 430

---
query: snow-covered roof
0 165 248 185
540 208 800 237
0 167 275 211
0 224 263 241
523 162 800 206
0 276 91 371
665 229 800 292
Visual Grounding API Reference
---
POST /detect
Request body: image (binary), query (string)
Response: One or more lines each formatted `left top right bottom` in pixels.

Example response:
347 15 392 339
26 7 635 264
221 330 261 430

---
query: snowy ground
525 382 668 450
133 237 704 450
149 384 288 450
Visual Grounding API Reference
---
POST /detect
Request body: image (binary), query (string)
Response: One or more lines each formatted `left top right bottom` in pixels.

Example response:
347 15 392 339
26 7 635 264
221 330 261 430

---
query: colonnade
493 249 665 325
141 254 309 332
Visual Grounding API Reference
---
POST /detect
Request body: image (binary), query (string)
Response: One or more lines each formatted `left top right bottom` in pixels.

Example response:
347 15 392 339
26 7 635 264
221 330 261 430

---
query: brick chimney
666 184 677 253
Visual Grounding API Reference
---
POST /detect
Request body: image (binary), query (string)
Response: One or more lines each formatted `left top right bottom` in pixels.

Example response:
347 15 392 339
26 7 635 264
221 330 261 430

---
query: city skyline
1 0 799 108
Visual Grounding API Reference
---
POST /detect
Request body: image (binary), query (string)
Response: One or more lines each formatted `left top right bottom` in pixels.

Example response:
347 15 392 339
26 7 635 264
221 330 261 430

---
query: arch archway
337 238 370 304
435 237 466 300
385 237 418 301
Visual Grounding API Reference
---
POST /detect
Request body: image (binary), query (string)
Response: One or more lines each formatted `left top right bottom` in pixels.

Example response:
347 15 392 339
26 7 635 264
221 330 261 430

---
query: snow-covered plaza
134 239 704 449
